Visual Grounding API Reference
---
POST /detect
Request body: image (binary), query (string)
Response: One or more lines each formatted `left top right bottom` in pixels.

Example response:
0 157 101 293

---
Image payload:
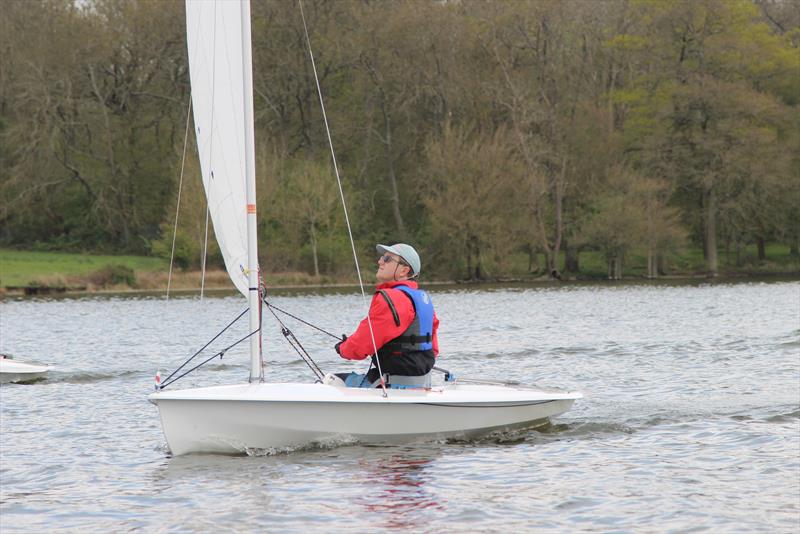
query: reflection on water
358 451 444 526
1 280 798 532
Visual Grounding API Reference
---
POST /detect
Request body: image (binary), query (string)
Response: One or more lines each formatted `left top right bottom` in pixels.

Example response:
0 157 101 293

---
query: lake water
1 280 798 532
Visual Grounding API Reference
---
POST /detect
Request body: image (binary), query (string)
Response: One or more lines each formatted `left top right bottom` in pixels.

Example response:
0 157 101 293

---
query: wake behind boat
149 0 580 456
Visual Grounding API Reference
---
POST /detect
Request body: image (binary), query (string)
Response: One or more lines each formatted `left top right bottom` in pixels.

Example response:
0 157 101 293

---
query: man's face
376 253 410 283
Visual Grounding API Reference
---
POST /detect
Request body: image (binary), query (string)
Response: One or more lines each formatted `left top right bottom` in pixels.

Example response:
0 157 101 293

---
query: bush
88 265 137 288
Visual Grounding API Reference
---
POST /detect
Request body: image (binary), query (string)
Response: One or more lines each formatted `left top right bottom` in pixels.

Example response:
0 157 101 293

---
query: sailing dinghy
149 0 581 456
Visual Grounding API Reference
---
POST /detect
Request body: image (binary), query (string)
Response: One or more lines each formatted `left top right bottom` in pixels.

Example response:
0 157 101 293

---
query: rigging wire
157 94 194 388
160 324 259 390
155 4 207 389
158 298 333 388
263 299 340 340
163 3 393 389
157 307 249 389
166 98 193 301
297 0 388 396
263 299 325 380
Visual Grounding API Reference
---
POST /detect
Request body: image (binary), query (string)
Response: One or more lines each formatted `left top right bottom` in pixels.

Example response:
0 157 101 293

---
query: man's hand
334 334 347 355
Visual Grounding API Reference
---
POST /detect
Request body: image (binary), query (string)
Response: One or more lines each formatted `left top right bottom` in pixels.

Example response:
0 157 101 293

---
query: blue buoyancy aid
386 285 434 352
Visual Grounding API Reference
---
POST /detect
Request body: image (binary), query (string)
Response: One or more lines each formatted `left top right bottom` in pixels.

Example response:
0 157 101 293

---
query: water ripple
1 280 798 532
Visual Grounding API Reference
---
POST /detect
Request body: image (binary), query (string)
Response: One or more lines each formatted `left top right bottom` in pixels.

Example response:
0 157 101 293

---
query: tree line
1 0 798 280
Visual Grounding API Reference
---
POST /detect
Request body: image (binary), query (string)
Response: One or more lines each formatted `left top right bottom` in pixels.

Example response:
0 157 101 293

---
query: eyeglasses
379 254 409 267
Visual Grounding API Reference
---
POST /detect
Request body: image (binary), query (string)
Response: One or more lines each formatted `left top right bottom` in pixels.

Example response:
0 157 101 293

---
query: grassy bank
0 249 359 294
1 246 798 295
0 249 170 291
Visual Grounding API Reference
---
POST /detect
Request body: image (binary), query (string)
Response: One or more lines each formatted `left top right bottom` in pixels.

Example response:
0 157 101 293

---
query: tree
580 166 642 279
272 158 344 276
423 123 525 280
613 0 798 276
1 0 186 252
479 0 624 278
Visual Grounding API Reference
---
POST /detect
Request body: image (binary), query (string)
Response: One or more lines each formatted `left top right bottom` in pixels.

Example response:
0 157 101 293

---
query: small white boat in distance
0 355 51 384
151 382 581 456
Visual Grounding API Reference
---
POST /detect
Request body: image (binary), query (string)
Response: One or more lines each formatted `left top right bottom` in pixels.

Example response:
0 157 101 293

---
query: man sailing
335 243 439 387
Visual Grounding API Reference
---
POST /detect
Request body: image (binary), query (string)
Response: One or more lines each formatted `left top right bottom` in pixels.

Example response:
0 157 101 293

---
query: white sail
185 0 252 297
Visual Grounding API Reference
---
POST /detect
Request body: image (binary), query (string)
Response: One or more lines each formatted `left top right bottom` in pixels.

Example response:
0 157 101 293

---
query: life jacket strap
392 333 432 345
377 289 401 327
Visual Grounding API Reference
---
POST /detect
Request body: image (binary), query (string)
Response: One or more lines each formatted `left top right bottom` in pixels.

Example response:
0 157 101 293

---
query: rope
159 326 259 390
157 307 248 388
263 297 325 380
157 298 333 389
280 327 325 380
263 299 340 340
298 0 387 396
166 98 193 301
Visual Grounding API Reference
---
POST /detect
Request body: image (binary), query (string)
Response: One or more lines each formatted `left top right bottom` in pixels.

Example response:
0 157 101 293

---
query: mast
240 0 262 383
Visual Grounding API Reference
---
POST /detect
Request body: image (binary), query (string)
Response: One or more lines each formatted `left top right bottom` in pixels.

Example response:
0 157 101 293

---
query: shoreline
2 271 797 299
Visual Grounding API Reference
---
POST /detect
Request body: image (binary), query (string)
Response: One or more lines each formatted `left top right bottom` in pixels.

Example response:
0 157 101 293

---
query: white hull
149 382 581 455
0 359 50 384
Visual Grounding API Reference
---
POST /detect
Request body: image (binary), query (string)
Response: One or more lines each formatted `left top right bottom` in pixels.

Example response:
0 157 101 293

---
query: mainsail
185 0 253 297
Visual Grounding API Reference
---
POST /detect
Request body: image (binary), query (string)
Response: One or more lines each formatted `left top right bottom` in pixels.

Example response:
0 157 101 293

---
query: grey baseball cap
376 243 420 275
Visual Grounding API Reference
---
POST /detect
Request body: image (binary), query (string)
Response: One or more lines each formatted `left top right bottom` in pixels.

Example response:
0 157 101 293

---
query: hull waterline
149 382 581 455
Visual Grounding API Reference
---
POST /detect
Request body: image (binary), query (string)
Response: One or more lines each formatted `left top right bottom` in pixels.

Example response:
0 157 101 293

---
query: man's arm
338 290 414 359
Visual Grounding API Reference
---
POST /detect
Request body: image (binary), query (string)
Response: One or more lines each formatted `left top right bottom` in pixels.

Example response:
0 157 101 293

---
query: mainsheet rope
298 0 388 396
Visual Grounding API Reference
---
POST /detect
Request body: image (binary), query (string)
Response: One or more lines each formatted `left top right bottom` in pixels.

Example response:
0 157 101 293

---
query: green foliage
1 0 184 253
0 248 165 287
149 231 197 271
0 0 797 282
423 123 526 280
88 264 136 288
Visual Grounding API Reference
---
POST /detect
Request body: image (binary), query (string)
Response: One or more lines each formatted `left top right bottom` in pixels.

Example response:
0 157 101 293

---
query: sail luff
185 0 250 298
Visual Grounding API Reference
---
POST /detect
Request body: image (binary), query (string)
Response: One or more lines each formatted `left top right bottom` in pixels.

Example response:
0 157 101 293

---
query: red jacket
338 280 439 360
